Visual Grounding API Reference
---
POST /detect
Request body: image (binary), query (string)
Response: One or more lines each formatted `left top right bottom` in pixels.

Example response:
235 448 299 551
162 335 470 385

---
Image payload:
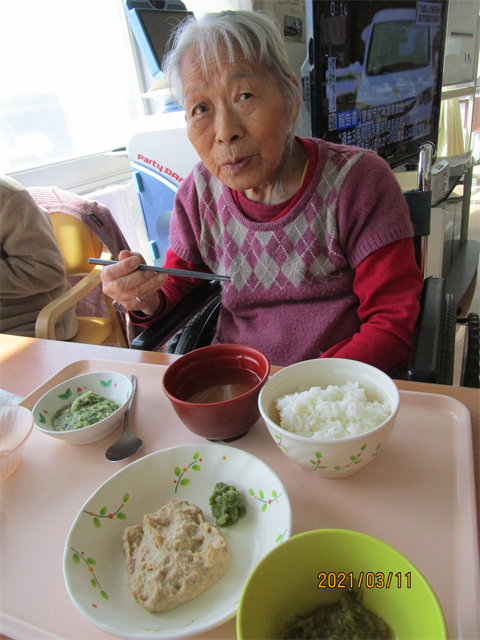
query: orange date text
317 572 412 589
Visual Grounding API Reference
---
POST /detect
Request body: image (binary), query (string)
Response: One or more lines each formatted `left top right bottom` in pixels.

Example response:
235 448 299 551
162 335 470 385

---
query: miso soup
186 368 260 404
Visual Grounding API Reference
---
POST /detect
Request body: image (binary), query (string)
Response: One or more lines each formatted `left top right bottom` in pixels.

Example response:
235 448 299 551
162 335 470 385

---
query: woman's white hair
163 10 301 128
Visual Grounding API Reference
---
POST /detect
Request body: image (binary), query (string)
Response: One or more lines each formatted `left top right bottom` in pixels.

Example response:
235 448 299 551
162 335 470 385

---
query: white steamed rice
274 381 391 440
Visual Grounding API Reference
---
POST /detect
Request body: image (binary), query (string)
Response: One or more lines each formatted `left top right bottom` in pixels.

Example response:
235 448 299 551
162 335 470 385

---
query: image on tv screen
311 0 448 167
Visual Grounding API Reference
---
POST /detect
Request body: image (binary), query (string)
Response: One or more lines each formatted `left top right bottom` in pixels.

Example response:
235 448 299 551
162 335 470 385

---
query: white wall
253 0 307 81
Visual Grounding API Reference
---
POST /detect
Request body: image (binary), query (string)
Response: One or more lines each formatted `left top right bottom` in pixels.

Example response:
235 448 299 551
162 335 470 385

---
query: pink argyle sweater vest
169 139 413 366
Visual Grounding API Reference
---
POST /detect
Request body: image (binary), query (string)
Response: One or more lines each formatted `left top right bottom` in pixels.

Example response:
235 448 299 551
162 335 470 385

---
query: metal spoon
105 375 143 462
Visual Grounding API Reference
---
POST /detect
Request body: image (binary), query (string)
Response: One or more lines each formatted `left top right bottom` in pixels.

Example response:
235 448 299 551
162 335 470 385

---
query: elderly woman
100 10 423 372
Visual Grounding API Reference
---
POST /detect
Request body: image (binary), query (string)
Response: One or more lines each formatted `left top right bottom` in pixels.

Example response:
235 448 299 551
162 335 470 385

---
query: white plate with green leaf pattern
63 443 291 639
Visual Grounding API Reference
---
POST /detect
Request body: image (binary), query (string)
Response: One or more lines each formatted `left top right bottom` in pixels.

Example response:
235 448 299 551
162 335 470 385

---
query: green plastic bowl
237 529 447 640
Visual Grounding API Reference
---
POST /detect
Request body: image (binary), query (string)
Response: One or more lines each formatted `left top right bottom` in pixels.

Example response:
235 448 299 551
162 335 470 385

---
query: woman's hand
99 250 167 315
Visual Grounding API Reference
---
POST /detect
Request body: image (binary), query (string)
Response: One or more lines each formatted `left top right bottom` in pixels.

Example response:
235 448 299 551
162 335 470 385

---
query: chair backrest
49 212 103 277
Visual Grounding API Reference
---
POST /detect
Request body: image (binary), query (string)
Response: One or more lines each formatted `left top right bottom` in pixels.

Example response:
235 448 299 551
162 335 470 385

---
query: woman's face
181 46 298 197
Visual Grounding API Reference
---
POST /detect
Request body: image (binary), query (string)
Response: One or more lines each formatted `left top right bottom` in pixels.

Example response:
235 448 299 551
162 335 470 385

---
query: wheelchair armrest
407 275 455 384
130 281 222 351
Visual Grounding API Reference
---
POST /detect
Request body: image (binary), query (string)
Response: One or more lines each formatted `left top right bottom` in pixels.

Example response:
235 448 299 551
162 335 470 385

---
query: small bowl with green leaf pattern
32 371 133 445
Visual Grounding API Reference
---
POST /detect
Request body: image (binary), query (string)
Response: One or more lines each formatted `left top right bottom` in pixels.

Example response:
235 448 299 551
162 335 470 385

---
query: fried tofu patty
122 499 230 612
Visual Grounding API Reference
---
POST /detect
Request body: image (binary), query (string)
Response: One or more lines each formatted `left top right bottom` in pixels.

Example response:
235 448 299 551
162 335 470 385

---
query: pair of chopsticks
88 258 231 283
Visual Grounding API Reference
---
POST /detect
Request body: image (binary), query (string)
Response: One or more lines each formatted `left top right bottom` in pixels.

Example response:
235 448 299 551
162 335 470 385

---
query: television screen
135 9 193 72
305 0 449 168
124 1 192 79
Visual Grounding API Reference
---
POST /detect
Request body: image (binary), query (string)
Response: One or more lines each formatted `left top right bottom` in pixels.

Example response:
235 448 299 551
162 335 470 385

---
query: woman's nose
215 104 244 144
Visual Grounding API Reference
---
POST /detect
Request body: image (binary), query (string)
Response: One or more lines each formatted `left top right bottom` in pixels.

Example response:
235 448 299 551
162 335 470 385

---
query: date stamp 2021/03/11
318 572 412 589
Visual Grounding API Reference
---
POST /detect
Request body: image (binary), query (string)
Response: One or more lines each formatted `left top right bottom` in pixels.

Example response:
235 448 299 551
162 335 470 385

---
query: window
0 0 144 177
1 0 251 192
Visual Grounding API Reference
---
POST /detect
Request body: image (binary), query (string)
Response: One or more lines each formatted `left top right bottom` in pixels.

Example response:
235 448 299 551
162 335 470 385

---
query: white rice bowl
275 381 391 440
258 358 400 478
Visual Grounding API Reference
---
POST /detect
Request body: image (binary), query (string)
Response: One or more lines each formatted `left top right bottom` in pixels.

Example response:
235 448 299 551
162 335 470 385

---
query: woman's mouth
221 156 253 174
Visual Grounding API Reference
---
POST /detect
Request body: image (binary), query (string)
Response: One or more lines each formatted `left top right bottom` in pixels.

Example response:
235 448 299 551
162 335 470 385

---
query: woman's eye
192 104 207 116
239 92 253 101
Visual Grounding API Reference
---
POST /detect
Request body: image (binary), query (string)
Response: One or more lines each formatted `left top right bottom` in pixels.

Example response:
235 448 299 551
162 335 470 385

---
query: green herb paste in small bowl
33 371 132 445
51 391 119 431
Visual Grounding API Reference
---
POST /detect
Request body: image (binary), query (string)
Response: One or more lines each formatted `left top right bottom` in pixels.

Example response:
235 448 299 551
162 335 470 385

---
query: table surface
1 335 479 640
1 334 478 533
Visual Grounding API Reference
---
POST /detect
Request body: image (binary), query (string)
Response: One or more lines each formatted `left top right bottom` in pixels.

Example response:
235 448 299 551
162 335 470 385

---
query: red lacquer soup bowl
162 344 270 441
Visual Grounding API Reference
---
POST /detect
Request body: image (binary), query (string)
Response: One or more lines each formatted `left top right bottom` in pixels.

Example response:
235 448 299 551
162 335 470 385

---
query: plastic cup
0 405 34 482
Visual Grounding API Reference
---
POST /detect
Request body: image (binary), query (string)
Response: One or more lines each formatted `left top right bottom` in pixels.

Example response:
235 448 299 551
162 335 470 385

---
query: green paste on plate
209 482 246 527
284 589 393 640
51 391 119 431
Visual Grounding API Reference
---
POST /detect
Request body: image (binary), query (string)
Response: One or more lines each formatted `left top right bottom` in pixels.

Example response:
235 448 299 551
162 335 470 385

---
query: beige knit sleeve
0 187 68 297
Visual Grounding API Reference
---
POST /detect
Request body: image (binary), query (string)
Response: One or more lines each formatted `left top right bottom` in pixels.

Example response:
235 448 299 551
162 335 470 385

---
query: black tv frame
304 0 449 169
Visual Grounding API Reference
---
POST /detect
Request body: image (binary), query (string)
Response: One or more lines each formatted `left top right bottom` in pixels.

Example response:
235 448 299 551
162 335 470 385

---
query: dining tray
1 358 479 640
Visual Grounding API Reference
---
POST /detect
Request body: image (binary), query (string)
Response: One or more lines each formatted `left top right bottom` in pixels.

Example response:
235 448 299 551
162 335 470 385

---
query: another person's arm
0 177 78 340
1 194 70 296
